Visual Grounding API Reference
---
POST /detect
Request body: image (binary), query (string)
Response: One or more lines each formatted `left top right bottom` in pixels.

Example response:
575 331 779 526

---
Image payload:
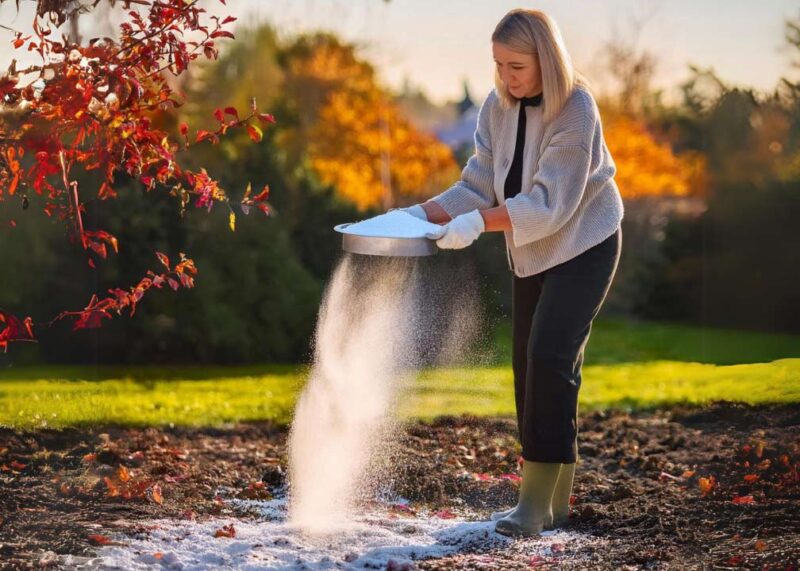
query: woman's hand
430 210 485 249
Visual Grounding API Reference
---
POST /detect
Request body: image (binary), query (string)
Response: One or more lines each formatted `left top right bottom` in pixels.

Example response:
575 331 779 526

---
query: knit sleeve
504 89 595 247
430 92 496 217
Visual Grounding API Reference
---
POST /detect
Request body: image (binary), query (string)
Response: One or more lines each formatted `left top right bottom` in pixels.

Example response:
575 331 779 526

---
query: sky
217 0 800 104
0 0 797 105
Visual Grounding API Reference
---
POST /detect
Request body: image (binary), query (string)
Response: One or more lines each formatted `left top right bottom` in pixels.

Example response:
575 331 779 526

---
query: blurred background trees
2 9 799 366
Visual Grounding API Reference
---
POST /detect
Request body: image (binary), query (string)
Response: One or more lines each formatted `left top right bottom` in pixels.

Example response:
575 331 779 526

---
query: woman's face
492 41 542 99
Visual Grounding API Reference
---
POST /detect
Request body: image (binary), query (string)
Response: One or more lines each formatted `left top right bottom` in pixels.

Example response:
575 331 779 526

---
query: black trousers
511 228 622 463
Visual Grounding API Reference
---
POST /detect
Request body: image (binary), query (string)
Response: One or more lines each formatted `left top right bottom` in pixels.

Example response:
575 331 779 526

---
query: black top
504 92 543 201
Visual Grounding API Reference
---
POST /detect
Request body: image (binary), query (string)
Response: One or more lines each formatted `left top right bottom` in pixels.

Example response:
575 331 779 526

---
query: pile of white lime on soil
82 496 593 569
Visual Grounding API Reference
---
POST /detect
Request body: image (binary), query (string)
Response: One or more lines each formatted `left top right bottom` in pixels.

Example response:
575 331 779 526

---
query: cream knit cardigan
430 84 624 277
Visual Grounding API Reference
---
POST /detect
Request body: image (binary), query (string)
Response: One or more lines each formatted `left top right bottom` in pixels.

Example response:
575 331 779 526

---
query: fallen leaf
151 484 163 505
389 503 417 516
743 474 759 483
104 476 119 497
754 539 767 552
732 495 755 505
214 524 236 538
698 475 716 496
88 534 112 546
434 509 456 519
118 465 130 482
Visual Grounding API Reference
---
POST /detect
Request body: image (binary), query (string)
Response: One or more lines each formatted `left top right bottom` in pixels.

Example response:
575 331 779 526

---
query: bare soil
1 401 798 570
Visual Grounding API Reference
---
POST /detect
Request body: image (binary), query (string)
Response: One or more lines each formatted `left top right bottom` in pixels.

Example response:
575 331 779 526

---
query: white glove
398 204 427 221
431 209 485 249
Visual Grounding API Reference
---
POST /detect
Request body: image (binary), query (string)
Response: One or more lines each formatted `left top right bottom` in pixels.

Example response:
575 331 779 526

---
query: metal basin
334 223 438 257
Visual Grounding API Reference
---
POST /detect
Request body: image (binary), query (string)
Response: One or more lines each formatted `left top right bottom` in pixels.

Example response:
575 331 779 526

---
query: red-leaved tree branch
0 0 275 352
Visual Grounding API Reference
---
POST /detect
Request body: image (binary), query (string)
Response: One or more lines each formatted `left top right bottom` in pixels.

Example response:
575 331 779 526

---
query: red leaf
214 524 236 538
732 495 755 505
195 130 214 143
223 106 239 121
257 113 276 125
88 534 112 546
211 30 235 40
221 16 237 24
155 252 171 269
247 124 263 143
179 123 188 136
213 108 224 122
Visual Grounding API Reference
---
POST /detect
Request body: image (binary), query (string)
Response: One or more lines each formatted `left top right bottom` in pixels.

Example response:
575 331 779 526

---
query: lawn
1 318 798 429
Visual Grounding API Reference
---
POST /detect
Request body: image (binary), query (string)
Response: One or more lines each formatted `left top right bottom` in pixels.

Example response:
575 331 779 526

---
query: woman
402 9 624 537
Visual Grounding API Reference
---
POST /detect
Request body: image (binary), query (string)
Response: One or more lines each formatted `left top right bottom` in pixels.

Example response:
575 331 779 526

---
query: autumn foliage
0 0 273 350
280 36 460 211
602 110 707 200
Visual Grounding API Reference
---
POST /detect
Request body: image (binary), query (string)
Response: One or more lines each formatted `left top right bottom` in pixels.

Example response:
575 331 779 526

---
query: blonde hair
491 9 589 123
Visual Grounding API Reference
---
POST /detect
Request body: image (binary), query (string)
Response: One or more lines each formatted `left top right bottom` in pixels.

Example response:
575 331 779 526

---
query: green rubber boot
490 461 576 527
494 460 560 537
551 462 575 528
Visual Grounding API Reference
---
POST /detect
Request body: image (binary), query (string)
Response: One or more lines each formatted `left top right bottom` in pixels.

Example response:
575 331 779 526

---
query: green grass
493 318 800 366
1 319 798 430
403 359 800 420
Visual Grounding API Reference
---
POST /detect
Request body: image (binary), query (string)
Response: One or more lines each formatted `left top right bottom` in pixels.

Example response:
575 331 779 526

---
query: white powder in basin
339 210 445 239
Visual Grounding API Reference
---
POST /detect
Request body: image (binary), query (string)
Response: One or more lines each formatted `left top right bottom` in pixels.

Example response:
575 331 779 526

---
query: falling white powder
338 210 446 239
287 256 420 533
286 253 486 534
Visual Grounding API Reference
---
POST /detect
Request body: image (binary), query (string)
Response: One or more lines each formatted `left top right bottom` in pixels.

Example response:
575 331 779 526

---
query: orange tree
0 0 274 351
602 109 707 200
278 34 460 212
